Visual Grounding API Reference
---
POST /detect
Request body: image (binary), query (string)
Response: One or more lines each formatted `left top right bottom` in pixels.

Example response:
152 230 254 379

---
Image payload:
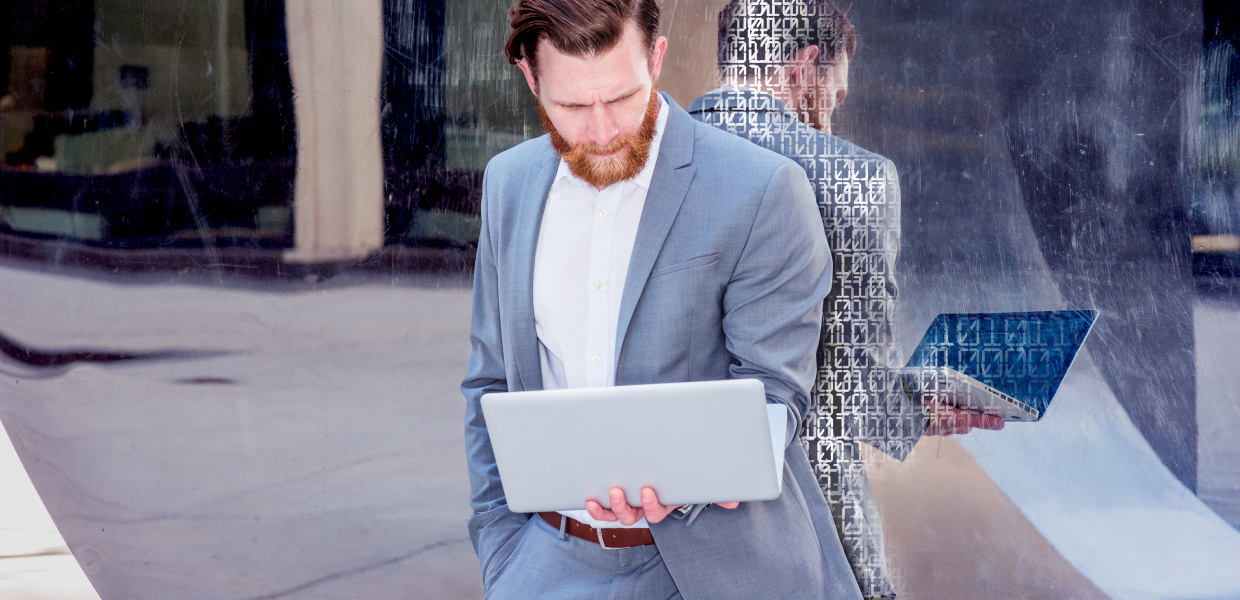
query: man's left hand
585 487 740 525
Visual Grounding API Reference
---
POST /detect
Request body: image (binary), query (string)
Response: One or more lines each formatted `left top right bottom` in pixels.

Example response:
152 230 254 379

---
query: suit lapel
508 147 558 392
614 96 697 368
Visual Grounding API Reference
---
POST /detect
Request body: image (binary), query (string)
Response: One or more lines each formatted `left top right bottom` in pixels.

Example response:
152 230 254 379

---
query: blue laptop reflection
901 310 1098 421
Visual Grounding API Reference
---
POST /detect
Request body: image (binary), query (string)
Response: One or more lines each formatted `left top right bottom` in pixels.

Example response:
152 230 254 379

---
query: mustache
539 86 660 189
561 136 630 161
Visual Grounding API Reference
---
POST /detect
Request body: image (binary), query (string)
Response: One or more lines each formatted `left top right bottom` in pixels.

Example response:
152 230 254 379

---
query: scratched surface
2 0 1240 599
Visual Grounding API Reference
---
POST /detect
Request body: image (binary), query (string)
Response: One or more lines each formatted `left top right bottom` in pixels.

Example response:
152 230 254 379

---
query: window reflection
0 1 1238 599
0 0 296 250
1196 3 1240 279
383 0 538 250
0 0 536 255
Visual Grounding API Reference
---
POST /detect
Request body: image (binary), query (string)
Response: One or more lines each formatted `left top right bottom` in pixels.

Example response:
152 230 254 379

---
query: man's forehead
537 70 650 107
534 23 651 102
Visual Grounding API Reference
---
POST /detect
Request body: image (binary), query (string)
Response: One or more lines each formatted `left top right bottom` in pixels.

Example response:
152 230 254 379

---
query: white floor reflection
1195 297 1240 531
1 421 100 600
1 259 1238 599
0 263 481 600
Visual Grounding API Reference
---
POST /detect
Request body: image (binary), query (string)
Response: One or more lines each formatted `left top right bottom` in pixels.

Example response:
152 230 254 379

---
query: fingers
925 404 1005 436
953 410 1005 433
610 488 643 526
717 501 740 509
640 487 684 524
585 499 618 522
640 487 666 523
595 488 714 525
590 488 682 525
975 413 1005 431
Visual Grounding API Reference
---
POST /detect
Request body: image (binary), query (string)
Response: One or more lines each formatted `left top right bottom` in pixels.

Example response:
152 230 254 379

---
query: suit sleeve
874 158 928 459
827 158 926 461
723 162 834 445
461 165 530 583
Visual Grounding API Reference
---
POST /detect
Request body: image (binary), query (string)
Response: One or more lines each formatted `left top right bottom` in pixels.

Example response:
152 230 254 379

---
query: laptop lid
480 379 782 514
904 310 1098 417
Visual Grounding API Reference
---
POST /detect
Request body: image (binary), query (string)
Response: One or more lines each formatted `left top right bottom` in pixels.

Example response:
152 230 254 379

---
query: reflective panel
0 0 1238 599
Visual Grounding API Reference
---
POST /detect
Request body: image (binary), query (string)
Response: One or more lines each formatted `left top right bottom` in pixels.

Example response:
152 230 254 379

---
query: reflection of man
461 0 863 598
690 2 1002 598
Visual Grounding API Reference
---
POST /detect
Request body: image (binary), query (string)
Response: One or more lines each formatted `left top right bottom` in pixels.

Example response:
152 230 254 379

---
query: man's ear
517 58 539 98
798 45 818 77
794 45 819 67
791 45 819 85
649 35 668 83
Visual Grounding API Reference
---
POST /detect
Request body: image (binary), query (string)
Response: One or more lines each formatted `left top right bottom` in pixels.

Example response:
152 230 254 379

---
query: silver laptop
481 379 785 513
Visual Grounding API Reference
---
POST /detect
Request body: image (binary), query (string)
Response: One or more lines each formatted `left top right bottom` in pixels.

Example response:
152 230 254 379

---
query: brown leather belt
537 512 655 549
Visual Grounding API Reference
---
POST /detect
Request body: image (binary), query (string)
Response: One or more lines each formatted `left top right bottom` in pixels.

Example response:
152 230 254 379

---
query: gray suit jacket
690 88 927 599
461 94 864 600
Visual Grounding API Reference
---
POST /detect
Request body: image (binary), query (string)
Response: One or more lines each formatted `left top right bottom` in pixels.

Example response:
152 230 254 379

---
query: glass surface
0 0 1238 599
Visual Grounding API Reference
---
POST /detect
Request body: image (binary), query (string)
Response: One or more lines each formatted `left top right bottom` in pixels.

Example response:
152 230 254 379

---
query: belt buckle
595 528 621 550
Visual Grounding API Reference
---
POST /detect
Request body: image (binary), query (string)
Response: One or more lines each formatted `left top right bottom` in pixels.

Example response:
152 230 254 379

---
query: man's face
803 55 849 134
518 22 668 189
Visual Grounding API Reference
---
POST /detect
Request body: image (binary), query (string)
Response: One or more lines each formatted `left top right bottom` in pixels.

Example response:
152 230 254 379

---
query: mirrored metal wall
1 1 1238 599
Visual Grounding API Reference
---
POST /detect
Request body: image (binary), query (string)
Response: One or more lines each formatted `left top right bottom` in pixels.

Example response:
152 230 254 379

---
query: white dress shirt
533 95 669 529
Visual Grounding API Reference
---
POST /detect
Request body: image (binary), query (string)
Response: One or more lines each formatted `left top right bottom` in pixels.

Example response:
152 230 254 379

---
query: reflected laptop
898 310 1098 422
480 379 785 513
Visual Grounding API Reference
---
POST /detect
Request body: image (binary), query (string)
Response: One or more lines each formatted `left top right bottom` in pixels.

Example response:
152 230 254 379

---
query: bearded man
460 0 864 598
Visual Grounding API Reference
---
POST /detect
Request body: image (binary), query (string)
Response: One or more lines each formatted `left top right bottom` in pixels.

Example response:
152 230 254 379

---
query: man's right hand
923 401 1005 436
585 487 740 525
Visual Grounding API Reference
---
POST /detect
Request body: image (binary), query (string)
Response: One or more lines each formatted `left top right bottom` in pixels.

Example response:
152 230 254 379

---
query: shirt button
592 281 602 290
591 354 601 364
598 208 609 218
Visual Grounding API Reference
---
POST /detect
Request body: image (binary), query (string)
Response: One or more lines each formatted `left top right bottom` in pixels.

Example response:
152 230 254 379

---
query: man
461 0 865 598
689 2 1003 598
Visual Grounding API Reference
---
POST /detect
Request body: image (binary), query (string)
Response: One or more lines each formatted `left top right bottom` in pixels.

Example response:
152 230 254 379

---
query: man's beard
539 87 660 189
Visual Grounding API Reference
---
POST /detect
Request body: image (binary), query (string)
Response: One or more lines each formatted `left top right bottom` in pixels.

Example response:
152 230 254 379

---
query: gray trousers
485 515 683 600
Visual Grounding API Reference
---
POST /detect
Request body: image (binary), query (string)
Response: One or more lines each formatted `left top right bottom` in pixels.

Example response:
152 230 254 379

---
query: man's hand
923 401 1005 436
585 487 740 525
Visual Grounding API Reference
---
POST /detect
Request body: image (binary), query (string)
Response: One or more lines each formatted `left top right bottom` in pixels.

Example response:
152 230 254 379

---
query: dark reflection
995 2 1199 489
0 0 539 262
45 0 95 113
172 376 236 385
381 0 538 250
0 1 1238 599
843 0 1202 489
1196 0 1240 281
0 328 216 367
244 0 296 162
1 0 297 253
383 0 450 247
383 0 445 172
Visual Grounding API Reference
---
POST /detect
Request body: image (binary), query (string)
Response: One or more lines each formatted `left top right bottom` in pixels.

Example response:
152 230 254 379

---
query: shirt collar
553 93 670 192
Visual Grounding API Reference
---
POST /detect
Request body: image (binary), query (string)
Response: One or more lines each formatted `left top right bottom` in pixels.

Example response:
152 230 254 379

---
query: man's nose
585 108 618 147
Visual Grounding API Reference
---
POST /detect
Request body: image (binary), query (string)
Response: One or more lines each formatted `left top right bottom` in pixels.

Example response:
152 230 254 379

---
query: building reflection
0 1 1238 599
0 0 533 264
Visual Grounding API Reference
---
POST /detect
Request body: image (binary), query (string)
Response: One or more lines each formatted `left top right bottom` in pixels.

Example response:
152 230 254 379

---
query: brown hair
717 0 856 68
505 0 660 72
